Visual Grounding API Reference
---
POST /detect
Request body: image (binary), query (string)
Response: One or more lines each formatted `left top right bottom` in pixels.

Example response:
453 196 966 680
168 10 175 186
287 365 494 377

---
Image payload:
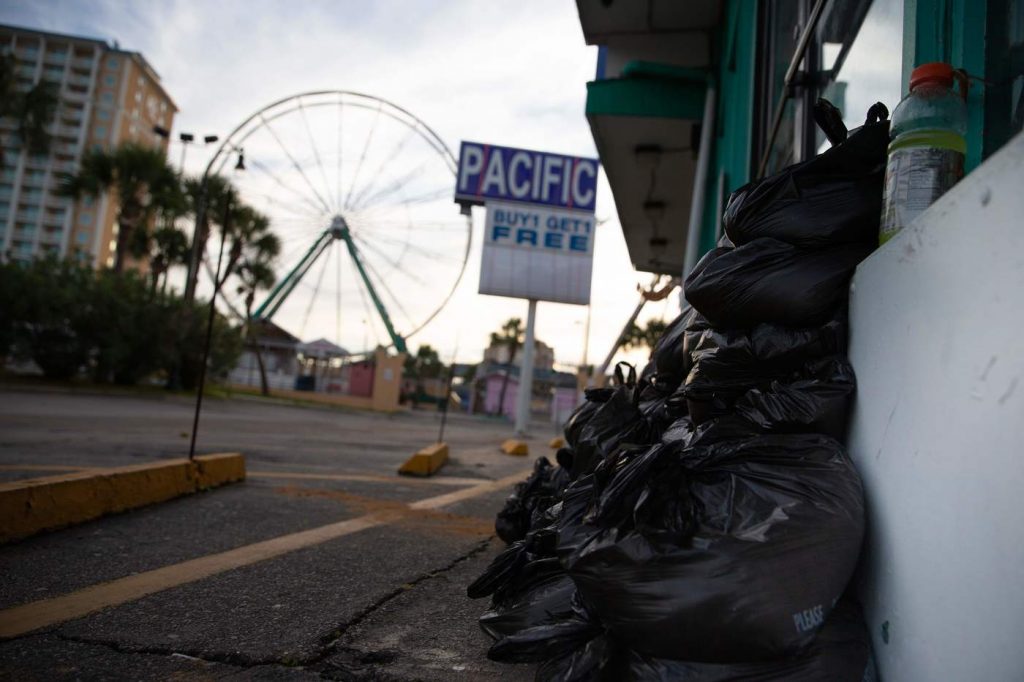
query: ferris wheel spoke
355 228 463 264
259 113 335 214
346 127 418 212
343 101 383 211
335 97 344 212
298 100 338 215
358 186 452 216
247 156 332 218
349 159 429 213
247 192 325 221
351 233 432 288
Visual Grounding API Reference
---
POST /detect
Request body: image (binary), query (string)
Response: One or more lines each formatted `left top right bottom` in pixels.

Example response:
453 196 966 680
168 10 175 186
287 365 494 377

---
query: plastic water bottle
879 62 968 243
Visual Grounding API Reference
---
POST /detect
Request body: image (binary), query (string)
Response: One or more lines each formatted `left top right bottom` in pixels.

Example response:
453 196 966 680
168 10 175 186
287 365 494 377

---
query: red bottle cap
910 62 954 90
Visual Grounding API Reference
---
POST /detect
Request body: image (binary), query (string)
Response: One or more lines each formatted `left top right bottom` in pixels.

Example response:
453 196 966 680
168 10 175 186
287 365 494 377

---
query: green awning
585 62 708 120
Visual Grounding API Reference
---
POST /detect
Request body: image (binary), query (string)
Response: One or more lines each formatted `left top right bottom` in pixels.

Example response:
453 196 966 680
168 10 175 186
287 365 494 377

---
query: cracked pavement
0 387 543 680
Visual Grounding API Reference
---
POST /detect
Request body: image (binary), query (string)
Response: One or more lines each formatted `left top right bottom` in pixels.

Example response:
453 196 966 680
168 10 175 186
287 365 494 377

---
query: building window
104 74 116 86
96 108 110 120
753 0 905 177
79 212 92 225
985 0 1024 158
101 91 113 104
76 230 90 244
106 57 118 69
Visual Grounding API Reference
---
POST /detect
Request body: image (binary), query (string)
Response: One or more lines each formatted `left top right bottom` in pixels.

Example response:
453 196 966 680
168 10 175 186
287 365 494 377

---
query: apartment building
0 25 177 267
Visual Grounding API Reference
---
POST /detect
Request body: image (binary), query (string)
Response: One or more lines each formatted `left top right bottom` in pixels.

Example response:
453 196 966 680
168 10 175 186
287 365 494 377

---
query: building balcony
39 228 63 245
43 51 67 65
67 73 92 88
53 141 80 156
71 56 94 70
51 123 81 139
62 88 88 103
41 210 66 226
49 160 77 173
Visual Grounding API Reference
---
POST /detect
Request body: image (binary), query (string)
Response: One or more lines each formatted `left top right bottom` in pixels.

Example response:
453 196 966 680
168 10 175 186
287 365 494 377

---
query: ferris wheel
202 90 471 355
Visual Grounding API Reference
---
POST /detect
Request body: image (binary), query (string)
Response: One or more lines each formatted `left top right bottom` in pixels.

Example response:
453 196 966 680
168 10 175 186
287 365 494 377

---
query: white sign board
479 201 596 306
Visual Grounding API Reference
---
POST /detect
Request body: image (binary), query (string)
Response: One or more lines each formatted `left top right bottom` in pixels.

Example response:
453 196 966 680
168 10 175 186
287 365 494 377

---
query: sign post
455 141 600 435
514 299 538 435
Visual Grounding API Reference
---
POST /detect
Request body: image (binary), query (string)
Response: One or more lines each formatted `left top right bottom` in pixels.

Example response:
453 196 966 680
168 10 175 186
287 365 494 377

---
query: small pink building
475 366 579 423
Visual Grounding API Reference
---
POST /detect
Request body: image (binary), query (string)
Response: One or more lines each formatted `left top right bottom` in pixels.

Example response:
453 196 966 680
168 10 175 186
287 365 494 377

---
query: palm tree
622 319 669 351
230 211 281 396
183 174 235 298
0 52 59 165
147 225 190 295
58 143 178 273
490 317 524 417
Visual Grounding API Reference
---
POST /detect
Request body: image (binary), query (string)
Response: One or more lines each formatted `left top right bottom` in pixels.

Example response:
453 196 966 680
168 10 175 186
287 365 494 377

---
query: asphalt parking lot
0 386 552 680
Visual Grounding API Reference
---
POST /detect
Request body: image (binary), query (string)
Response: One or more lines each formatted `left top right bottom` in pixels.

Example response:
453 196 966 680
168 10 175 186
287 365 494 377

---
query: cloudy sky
3 0 681 369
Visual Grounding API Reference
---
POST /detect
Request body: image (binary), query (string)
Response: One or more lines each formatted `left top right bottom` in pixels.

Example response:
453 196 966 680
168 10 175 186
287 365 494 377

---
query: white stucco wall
847 132 1024 681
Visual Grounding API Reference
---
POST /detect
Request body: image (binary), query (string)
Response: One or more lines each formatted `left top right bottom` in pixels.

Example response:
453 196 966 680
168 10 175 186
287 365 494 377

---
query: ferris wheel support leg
337 226 408 355
253 230 332 321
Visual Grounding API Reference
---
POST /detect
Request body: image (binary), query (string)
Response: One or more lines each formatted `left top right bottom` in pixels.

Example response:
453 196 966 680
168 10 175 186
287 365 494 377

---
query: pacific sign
455 141 599 213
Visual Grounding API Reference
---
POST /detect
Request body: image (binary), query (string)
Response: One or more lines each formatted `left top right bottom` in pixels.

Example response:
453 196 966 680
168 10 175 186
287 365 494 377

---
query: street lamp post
151 127 219 173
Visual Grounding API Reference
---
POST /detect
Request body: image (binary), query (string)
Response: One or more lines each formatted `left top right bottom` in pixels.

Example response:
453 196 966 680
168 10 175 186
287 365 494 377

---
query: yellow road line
248 471 486 487
0 469 529 640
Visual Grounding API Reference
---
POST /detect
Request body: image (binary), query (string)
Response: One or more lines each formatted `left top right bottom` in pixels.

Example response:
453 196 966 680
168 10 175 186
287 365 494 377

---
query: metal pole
682 83 717 301
437 341 459 444
594 295 648 387
581 302 592 388
514 299 537 436
188 197 231 459
183 177 207 304
437 365 455 444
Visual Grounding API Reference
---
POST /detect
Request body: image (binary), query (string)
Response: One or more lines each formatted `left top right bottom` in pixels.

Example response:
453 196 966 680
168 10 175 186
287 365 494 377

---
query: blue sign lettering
455 141 599 213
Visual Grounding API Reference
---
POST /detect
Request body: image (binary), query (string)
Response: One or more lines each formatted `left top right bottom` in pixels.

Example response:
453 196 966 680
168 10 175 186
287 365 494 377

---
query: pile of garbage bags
469 101 889 680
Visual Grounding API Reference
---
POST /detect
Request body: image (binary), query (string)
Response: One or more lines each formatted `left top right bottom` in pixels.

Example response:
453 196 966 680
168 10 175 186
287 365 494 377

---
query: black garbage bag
621 599 876 681
672 313 847 423
494 456 570 544
537 632 617 682
735 356 857 439
487 602 602 664
684 237 871 328
534 599 874 681
723 102 889 250
648 305 708 391
559 419 865 663
564 386 615 450
562 363 658 480
479 571 578 641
